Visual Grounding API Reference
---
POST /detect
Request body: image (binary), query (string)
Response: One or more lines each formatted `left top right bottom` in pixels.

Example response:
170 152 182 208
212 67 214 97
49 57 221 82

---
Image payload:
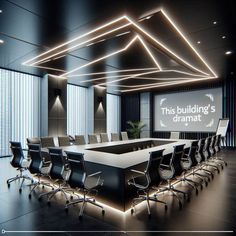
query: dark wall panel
223 75 236 147
121 94 140 132
48 75 67 137
94 86 106 133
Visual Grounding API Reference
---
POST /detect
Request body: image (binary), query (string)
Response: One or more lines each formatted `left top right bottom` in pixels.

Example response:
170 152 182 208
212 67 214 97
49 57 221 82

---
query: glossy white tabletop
59 138 192 169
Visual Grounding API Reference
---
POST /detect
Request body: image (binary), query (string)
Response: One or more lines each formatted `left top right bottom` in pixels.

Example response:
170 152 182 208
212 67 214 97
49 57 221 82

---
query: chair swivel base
179 174 201 194
28 180 52 198
65 196 104 219
131 195 167 216
158 181 188 207
7 171 33 192
38 185 71 204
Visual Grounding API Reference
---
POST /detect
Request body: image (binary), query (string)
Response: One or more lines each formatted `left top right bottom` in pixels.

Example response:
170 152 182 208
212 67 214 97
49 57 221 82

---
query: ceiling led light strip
98 70 160 86
22 15 130 65
67 68 158 77
117 77 215 93
79 74 142 83
97 69 205 86
61 35 161 77
32 65 66 72
137 35 162 70
161 10 217 77
124 15 211 77
78 69 208 83
30 23 131 66
22 9 217 88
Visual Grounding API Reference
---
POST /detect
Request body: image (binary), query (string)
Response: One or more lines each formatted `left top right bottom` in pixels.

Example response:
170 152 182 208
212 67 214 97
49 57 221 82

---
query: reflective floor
0 149 236 236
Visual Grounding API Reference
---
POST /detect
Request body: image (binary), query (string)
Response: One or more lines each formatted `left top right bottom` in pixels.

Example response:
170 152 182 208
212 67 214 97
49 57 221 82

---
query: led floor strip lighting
22 9 217 92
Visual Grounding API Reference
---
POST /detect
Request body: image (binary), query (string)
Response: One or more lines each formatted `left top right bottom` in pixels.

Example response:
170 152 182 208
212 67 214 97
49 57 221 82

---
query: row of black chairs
7 142 104 219
128 134 227 216
27 132 129 148
6 134 226 218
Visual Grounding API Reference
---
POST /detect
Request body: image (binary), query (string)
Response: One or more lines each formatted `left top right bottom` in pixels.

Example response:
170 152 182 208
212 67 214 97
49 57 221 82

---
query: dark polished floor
0 149 236 236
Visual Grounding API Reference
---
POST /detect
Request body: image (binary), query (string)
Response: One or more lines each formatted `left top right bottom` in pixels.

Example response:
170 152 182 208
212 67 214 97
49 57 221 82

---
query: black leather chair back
48 148 65 180
9 141 24 168
171 144 185 176
215 134 221 152
66 151 86 189
203 137 211 160
146 149 164 186
74 135 86 145
210 135 217 155
28 144 42 174
188 140 199 167
197 138 206 162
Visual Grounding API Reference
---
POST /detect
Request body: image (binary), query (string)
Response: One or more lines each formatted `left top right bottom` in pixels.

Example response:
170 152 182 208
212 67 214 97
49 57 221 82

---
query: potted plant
126 120 146 139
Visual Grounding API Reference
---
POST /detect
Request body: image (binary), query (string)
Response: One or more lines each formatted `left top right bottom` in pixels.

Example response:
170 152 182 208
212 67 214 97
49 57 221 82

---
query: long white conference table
56 138 192 211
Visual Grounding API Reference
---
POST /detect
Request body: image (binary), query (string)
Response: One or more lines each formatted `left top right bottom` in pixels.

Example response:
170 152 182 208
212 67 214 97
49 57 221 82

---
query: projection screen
154 88 222 132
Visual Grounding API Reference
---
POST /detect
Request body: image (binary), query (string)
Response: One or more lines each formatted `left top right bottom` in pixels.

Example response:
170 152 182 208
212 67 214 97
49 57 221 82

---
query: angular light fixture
22 9 217 92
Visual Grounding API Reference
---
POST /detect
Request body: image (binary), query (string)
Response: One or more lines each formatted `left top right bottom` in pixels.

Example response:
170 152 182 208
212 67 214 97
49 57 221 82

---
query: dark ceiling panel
0 0 235 92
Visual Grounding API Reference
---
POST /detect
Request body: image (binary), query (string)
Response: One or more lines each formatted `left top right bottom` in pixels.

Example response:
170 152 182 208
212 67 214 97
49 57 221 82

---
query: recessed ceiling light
225 51 232 55
197 41 201 44
213 21 217 25
222 35 226 39
0 39 4 44
0 10 2 13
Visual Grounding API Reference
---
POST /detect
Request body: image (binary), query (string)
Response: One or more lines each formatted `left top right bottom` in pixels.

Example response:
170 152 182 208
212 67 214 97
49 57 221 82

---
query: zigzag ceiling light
22 9 217 92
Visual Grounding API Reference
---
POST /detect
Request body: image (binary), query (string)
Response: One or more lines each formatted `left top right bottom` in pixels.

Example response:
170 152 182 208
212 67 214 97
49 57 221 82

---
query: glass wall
0 68 41 157
107 93 121 139
67 84 88 138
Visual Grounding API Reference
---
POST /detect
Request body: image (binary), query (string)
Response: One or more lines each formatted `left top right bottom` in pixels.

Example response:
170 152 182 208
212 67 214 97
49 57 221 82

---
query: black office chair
209 135 226 169
203 137 220 174
58 136 71 147
100 133 109 143
213 134 227 166
179 141 202 194
157 144 187 208
88 134 98 144
187 139 210 187
7 141 32 192
27 144 52 198
128 149 168 216
38 148 71 204
111 133 120 141
74 135 86 145
65 151 104 219
197 138 215 180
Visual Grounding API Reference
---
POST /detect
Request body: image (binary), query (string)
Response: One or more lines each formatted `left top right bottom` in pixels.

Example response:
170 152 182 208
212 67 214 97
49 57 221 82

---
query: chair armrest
130 169 145 175
88 171 102 177
43 161 51 165
160 164 170 168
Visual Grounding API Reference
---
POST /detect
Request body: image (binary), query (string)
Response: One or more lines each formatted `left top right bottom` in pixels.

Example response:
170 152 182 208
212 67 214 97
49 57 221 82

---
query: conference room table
44 138 192 211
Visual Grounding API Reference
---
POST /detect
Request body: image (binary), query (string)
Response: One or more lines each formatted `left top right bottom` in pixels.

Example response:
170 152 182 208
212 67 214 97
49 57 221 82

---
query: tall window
0 68 41 157
67 85 88 138
107 94 121 138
